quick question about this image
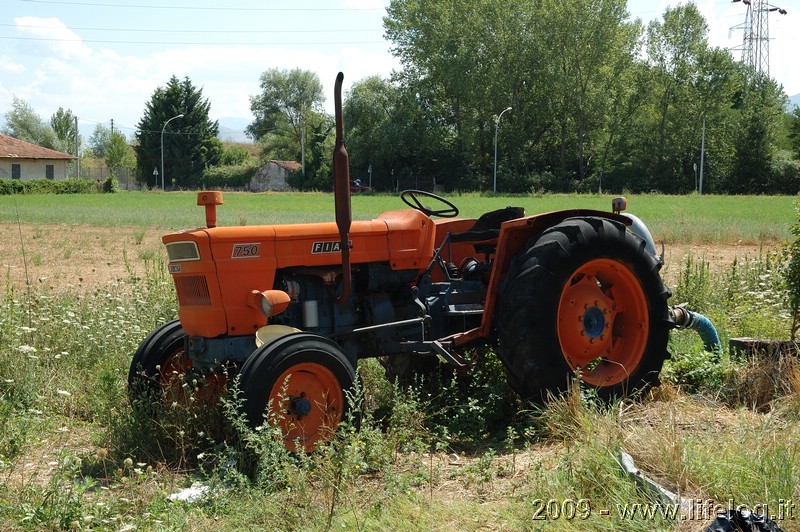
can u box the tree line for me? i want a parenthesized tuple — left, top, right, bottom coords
(247, 0, 800, 194)
(3, 0, 799, 194)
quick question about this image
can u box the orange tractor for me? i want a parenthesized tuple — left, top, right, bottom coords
(129, 74, 673, 451)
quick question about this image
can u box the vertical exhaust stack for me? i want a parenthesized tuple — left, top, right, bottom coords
(333, 72, 352, 304)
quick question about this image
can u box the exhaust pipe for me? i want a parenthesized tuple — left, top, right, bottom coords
(333, 72, 352, 304)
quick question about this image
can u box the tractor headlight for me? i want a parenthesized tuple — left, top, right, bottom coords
(250, 290, 291, 318)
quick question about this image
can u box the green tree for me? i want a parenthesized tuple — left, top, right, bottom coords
(286, 112, 335, 190)
(788, 106, 800, 160)
(343, 76, 398, 191)
(384, 0, 642, 190)
(539, 0, 639, 181)
(248, 68, 328, 185)
(105, 131, 134, 169)
(1, 97, 59, 150)
(730, 76, 788, 193)
(49, 107, 80, 154)
(637, 3, 725, 192)
(248, 68, 324, 140)
(88, 123, 112, 158)
(135, 75, 222, 188)
(385, 0, 516, 188)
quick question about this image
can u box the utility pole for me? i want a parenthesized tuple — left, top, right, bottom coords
(699, 118, 706, 195)
(74, 115, 80, 179)
(730, 0, 788, 77)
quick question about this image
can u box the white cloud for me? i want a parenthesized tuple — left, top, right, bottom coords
(0, 56, 26, 74)
(14, 17, 92, 61)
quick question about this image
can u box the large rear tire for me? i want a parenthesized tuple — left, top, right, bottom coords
(238, 333, 356, 453)
(496, 217, 671, 400)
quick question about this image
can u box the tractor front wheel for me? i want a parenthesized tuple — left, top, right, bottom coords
(127, 320, 228, 407)
(238, 333, 356, 453)
(497, 217, 671, 400)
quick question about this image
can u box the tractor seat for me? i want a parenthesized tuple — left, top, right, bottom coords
(448, 206, 525, 244)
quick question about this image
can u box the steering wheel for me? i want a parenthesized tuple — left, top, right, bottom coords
(400, 189, 460, 218)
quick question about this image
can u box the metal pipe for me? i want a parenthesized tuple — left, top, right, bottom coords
(671, 306, 722, 354)
(349, 317, 426, 335)
(333, 72, 352, 304)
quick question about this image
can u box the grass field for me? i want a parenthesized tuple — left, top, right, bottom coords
(0, 191, 795, 244)
(1, 191, 799, 531)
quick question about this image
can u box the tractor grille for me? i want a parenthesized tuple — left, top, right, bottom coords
(174, 275, 211, 306)
(166, 241, 200, 262)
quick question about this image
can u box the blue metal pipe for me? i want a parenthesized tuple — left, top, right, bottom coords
(671, 306, 722, 355)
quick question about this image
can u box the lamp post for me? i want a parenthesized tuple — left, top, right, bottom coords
(493, 106, 512, 193)
(161, 113, 184, 190)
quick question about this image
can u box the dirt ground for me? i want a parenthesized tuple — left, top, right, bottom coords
(0, 223, 166, 293)
(0, 222, 778, 293)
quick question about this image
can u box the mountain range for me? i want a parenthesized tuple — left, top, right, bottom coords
(216, 117, 251, 144)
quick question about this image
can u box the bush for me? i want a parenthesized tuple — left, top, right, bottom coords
(0, 178, 96, 195)
(102, 175, 119, 193)
(785, 201, 800, 340)
(198, 163, 258, 189)
(220, 145, 253, 166)
(769, 150, 800, 194)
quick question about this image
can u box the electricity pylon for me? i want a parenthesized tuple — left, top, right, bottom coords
(730, 0, 788, 77)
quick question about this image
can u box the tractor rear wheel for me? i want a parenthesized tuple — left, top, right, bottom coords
(238, 333, 356, 453)
(496, 217, 671, 400)
(128, 320, 228, 407)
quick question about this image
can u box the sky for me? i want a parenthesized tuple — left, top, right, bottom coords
(1, 0, 798, 140)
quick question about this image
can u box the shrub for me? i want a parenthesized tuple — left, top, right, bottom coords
(769, 150, 800, 195)
(785, 201, 800, 340)
(0, 178, 96, 195)
(220, 145, 253, 166)
(102, 175, 119, 193)
(198, 163, 258, 189)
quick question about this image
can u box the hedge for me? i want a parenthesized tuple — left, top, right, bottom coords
(197, 163, 258, 189)
(0, 178, 98, 195)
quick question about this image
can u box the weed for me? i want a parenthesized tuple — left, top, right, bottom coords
(137, 248, 159, 262)
(16, 451, 97, 529)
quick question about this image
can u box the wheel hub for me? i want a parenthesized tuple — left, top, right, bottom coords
(582, 306, 606, 338)
(289, 394, 312, 417)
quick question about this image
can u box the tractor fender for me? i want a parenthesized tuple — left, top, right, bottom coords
(451, 209, 633, 347)
(621, 213, 659, 259)
(255, 324, 302, 348)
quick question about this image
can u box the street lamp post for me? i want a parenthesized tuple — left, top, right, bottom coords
(493, 106, 512, 193)
(161, 113, 184, 190)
